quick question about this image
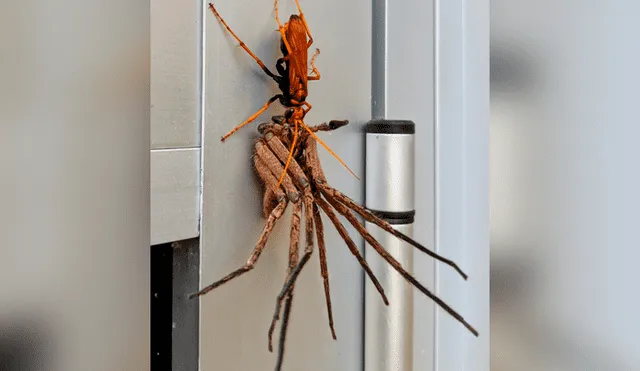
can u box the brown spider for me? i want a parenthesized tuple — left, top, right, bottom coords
(190, 111, 478, 371)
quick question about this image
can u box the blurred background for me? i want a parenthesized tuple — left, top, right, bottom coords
(0, 1, 150, 371)
(491, 0, 640, 370)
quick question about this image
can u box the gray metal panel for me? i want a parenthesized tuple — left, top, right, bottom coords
(150, 148, 200, 245)
(198, 0, 371, 369)
(151, 0, 201, 149)
(364, 223, 414, 371)
(378, 0, 437, 367)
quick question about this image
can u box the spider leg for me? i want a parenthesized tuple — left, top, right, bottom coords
(308, 120, 349, 133)
(315, 196, 389, 305)
(257, 120, 285, 137)
(298, 137, 386, 305)
(302, 134, 478, 334)
(264, 131, 307, 184)
(255, 137, 311, 364)
(263, 132, 337, 339)
(268, 189, 316, 352)
(263, 120, 360, 187)
(312, 201, 337, 339)
(188, 151, 287, 299)
(260, 132, 315, 348)
(326, 186, 467, 279)
(272, 192, 302, 370)
(321, 191, 479, 337)
(256, 139, 300, 203)
(303, 134, 468, 279)
(275, 292, 294, 371)
(208, 3, 280, 81)
(263, 187, 278, 217)
(263, 131, 343, 337)
(268, 247, 312, 350)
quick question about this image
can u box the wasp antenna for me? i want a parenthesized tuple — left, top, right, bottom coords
(300, 123, 359, 181)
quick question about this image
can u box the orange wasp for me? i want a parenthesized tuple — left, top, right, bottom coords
(209, 0, 358, 186)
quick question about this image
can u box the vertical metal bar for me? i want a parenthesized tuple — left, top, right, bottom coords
(364, 120, 416, 371)
(372, 0, 437, 366)
(371, 0, 387, 120)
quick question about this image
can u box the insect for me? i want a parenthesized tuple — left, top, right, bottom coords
(191, 1, 478, 370)
(207, 0, 357, 187)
